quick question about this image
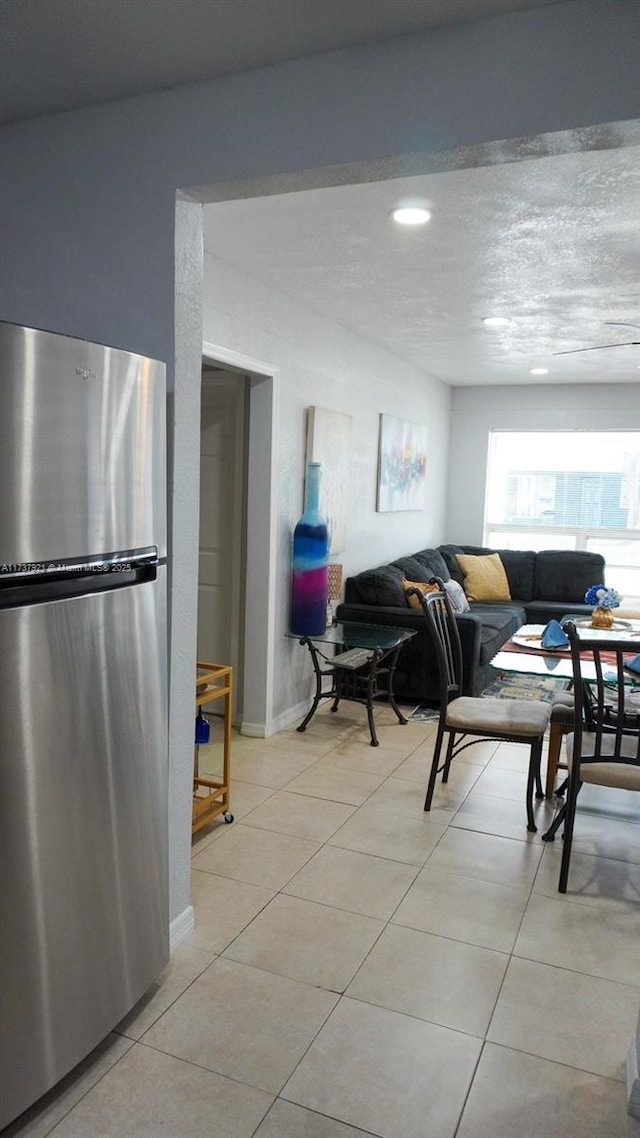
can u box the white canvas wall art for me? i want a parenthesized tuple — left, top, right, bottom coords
(377, 413, 427, 512)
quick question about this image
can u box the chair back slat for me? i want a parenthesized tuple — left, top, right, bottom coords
(565, 621, 640, 768)
(406, 580, 463, 705)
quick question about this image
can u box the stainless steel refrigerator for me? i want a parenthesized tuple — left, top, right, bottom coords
(0, 321, 169, 1129)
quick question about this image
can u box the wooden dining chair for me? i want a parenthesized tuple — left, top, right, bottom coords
(407, 582, 551, 832)
(542, 621, 640, 892)
(545, 689, 573, 798)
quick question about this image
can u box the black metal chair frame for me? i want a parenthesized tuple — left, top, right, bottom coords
(408, 581, 547, 832)
(541, 620, 640, 891)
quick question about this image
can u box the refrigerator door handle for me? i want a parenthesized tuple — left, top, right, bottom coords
(0, 548, 160, 609)
(0, 546, 159, 585)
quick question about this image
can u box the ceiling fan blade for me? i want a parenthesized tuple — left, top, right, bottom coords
(553, 341, 640, 356)
(604, 321, 640, 331)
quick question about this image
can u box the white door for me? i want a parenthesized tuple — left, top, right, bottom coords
(198, 366, 247, 716)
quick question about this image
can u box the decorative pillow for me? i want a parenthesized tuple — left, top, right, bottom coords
(455, 552, 511, 602)
(443, 578, 470, 613)
(402, 578, 440, 610)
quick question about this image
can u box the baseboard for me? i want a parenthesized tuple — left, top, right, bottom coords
(241, 699, 310, 739)
(239, 721, 267, 738)
(170, 905, 195, 953)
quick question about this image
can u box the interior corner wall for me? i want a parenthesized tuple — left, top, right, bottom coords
(446, 383, 640, 542)
(202, 253, 451, 725)
(0, 0, 638, 928)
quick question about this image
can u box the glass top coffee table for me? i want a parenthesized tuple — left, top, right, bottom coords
(287, 621, 416, 746)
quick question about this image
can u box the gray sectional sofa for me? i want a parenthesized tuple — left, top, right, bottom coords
(335, 544, 605, 705)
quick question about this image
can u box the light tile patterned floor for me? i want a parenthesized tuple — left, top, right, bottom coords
(6, 705, 640, 1137)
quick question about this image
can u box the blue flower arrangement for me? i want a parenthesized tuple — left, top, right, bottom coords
(584, 584, 621, 610)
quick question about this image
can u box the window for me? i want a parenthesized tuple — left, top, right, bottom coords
(485, 431, 640, 604)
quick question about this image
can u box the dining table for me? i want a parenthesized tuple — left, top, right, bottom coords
(490, 616, 640, 839)
(490, 616, 640, 688)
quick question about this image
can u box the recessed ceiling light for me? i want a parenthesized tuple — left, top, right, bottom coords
(530, 367, 549, 375)
(482, 316, 512, 328)
(391, 207, 431, 225)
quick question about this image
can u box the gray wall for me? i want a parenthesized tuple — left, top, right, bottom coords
(0, 0, 638, 927)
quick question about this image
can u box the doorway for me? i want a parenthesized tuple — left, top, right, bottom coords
(198, 362, 248, 720)
(198, 343, 278, 735)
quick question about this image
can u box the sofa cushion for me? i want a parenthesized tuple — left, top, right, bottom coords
(437, 544, 466, 585)
(347, 564, 405, 607)
(456, 552, 512, 602)
(391, 555, 434, 582)
(534, 550, 606, 603)
(495, 550, 536, 602)
(412, 548, 450, 582)
(469, 603, 526, 663)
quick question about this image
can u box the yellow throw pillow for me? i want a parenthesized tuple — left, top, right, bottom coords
(455, 553, 511, 602)
(402, 578, 440, 610)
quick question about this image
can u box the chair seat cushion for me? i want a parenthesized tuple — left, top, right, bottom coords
(445, 696, 550, 736)
(550, 692, 575, 725)
(551, 691, 575, 708)
(566, 732, 640, 789)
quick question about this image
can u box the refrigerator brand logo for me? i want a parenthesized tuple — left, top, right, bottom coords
(76, 367, 97, 381)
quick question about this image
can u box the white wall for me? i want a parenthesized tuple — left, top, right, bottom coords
(202, 253, 451, 724)
(0, 0, 638, 927)
(447, 383, 640, 542)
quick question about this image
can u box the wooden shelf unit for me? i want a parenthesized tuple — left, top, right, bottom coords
(192, 661, 233, 834)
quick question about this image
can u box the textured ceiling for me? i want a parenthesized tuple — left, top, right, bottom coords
(0, 0, 561, 126)
(203, 144, 640, 387)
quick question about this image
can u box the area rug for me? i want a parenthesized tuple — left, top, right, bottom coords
(480, 673, 570, 702)
(408, 673, 570, 721)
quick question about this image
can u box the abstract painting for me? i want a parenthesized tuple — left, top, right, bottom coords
(377, 413, 427, 512)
